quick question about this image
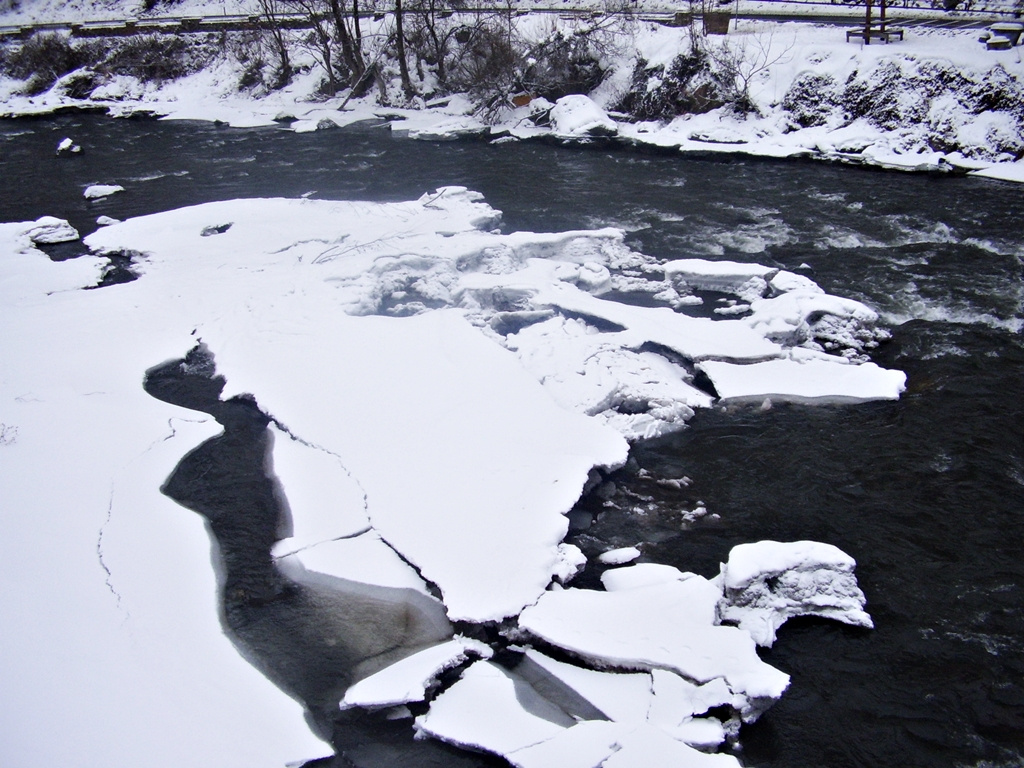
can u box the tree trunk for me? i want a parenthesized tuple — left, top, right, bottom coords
(395, 0, 414, 98)
(328, 0, 364, 83)
(352, 0, 362, 52)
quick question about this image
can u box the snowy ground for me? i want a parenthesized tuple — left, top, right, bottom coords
(3, 186, 892, 766)
(1, 2, 1023, 182)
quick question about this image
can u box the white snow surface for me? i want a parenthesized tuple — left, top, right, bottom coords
(0, 221, 330, 767)
(717, 540, 874, 647)
(415, 660, 572, 755)
(81, 188, 630, 623)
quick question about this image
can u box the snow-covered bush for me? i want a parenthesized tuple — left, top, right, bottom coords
(616, 49, 725, 120)
(521, 29, 606, 102)
(1, 33, 101, 94)
(781, 72, 840, 128)
(445, 18, 523, 112)
(842, 60, 925, 130)
(839, 58, 1024, 159)
(101, 35, 212, 83)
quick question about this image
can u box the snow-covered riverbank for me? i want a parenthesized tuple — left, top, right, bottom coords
(2, 1, 1024, 183)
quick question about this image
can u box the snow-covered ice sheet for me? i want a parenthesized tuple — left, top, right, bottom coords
(2, 184, 888, 766)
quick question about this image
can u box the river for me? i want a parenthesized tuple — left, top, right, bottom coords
(2, 113, 1023, 767)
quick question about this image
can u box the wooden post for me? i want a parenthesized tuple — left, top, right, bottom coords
(864, 0, 873, 44)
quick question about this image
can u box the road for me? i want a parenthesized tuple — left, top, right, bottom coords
(0, 3, 1014, 40)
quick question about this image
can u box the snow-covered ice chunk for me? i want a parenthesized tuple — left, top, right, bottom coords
(717, 540, 874, 647)
(24, 215, 79, 244)
(518, 578, 790, 720)
(84, 184, 125, 199)
(549, 95, 618, 138)
(699, 357, 906, 403)
(341, 636, 492, 709)
(665, 259, 774, 302)
(96, 215, 121, 227)
(598, 546, 641, 565)
(647, 669, 733, 748)
(601, 563, 694, 592)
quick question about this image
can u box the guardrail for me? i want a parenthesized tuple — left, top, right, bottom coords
(0, 3, 1017, 41)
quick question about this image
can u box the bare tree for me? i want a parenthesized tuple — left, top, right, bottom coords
(289, 0, 341, 92)
(706, 27, 794, 114)
(256, 0, 293, 87)
(394, 0, 414, 97)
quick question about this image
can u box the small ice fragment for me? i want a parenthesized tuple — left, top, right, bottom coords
(96, 216, 121, 227)
(56, 137, 81, 155)
(84, 184, 125, 199)
(598, 546, 641, 565)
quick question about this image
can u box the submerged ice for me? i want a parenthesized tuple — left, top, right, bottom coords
(1, 187, 890, 767)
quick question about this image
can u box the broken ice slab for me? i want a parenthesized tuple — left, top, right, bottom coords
(340, 636, 492, 710)
(518, 577, 790, 721)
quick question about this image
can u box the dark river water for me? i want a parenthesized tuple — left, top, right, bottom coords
(2, 114, 1023, 768)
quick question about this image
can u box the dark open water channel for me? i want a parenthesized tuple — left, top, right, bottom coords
(2, 114, 1023, 767)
